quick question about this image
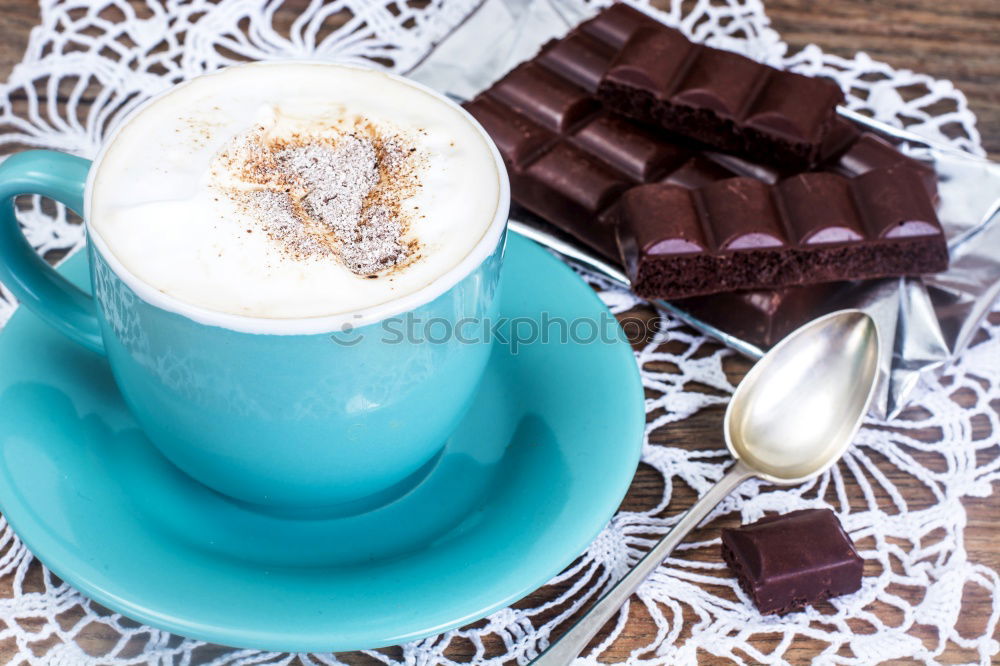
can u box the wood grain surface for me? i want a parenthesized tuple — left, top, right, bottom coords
(0, 1, 997, 664)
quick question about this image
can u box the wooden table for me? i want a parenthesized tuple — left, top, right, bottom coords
(0, 1, 996, 664)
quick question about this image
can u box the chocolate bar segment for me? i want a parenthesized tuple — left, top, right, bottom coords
(466, 2, 944, 317)
(615, 165, 947, 299)
(598, 20, 844, 167)
(721, 509, 864, 615)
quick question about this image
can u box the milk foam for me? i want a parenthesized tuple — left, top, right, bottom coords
(89, 63, 501, 319)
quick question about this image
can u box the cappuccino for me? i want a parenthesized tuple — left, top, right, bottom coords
(89, 63, 501, 319)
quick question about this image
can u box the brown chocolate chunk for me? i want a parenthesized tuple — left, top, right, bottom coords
(613, 166, 947, 300)
(721, 509, 864, 615)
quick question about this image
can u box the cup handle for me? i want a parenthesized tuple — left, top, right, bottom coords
(0, 150, 103, 354)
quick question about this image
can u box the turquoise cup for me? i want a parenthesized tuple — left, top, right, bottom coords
(0, 70, 510, 512)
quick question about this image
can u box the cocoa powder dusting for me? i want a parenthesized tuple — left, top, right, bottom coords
(211, 119, 422, 276)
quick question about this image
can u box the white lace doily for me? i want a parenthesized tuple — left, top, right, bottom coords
(0, 1, 997, 664)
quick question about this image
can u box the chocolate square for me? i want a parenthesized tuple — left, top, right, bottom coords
(721, 508, 864, 615)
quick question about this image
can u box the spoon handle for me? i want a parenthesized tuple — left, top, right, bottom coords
(531, 462, 755, 666)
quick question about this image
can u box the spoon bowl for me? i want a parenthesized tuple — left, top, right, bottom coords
(725, 310, 881, 483)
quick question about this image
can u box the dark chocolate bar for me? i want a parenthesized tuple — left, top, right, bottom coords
(721, 509, 864, 615)
(464, 4, 940, 266)
(614, 165, 947, 299)
(465, 4, 945, 325)
(597, 14, 844, 167)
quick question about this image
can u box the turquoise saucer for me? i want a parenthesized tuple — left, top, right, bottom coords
(0, 233, 643, 652)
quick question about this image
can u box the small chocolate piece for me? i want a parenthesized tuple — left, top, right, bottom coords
(597, 18, 843, 167)
(614, 166, 947, 299)
(721, 509, 864, 615)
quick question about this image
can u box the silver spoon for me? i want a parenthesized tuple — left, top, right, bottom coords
(532, 309, 881, 665)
